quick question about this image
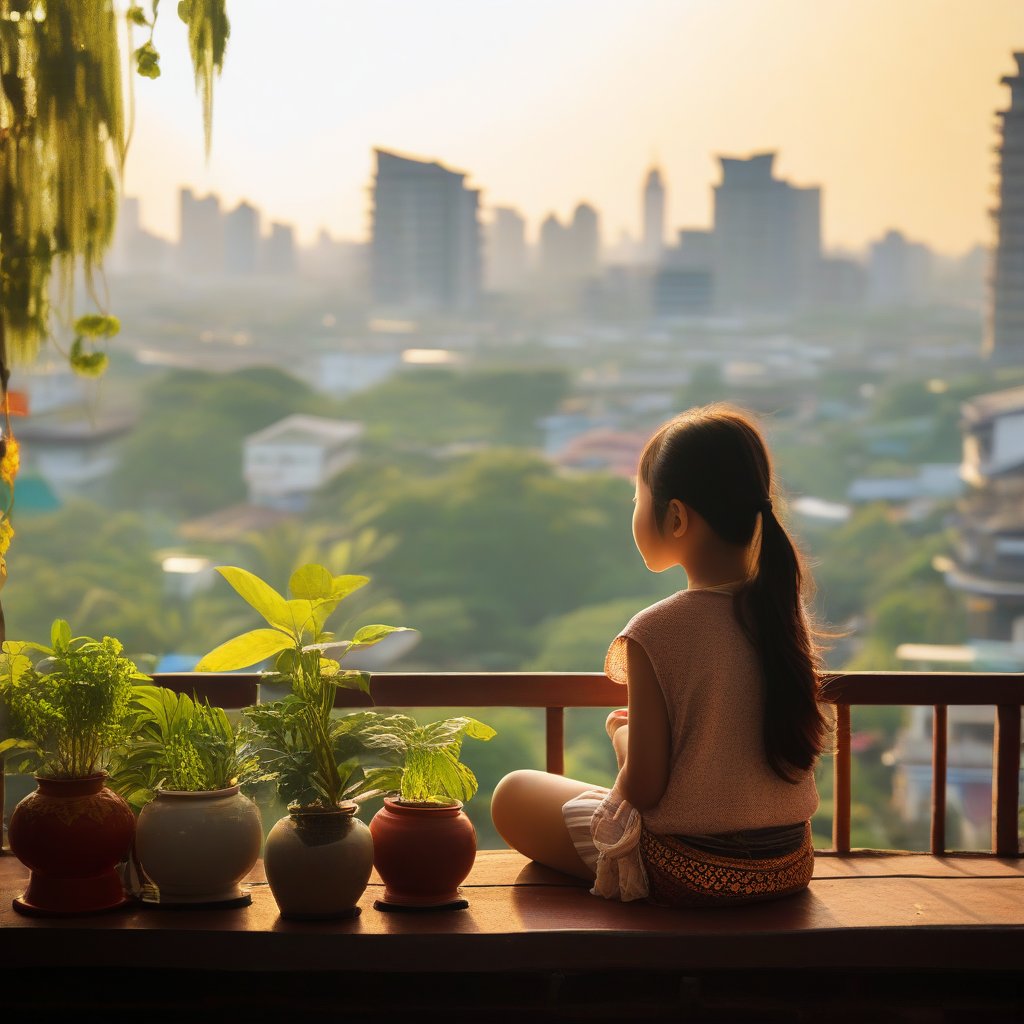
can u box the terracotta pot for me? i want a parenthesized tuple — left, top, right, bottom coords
(263, 802, 373, 919)
(135, 785, 262, 904)
(8, 774, 135, 915)
(369, 797, 477, 908)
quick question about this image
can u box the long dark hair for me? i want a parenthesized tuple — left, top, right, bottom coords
(637, 404, 828, 782)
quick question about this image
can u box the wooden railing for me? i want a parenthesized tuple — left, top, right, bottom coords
(3, 670, 1022, 857)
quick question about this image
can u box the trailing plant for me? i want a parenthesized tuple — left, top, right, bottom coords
(109, 684, 260, 808)
(196, 563, 411, 809)
(361, 714, 496, 806)
(0, 619, 149, 778)
(0, 0, 230, 619)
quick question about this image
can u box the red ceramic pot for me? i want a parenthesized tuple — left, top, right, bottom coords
(8, 774, 136, 915)
(369, 797, 477, 908)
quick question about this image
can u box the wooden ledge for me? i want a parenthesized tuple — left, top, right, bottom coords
(1, 850, 1021, 975)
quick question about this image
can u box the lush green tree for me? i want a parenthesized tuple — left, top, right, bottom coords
(109, 366, 334, 517)
(326, 450, 660, 667)
(344, 366, 569, 448)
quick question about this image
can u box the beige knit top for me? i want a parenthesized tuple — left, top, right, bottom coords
(604, 589, 819, 835)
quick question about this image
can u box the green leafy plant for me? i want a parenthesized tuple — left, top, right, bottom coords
(195, 563, 411, 809)
(109, 685, 260, 808)
(361, 714, 496, 806)
(0, 619, 149, 778)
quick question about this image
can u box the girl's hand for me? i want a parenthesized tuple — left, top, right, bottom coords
(605, 708, 628, 740)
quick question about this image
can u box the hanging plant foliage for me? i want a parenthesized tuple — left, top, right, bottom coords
(0, 0, 228, 615)
(0, 0, 229, 371)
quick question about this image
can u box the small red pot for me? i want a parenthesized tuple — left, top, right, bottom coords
(8, 774, 136, 915)
(369, 797, 477, 908)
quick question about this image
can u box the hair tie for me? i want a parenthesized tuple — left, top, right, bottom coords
(760, 497, 773, 513)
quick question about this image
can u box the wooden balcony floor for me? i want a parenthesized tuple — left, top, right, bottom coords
(2, 851, 1022, 1021)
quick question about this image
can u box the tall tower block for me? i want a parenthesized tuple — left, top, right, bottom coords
(988, 53, 1024, 362)
(642, 167, 666, 264)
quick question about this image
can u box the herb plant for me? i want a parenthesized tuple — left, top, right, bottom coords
(195, 563, 411, 809)
(110, 685, 261, 808)
(0, 619, 149, 779)
(361, 714, 496, 805)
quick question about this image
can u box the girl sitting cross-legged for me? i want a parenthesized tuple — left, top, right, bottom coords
(490, 404, 831, 908)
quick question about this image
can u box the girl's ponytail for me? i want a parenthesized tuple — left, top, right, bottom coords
(739, 503, 828, 782)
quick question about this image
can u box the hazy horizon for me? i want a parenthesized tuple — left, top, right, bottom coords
(122, 0, 1022, 255)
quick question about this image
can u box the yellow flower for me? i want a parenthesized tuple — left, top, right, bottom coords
(0, 437, 19, 486)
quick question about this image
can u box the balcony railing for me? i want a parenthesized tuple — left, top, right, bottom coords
(2, 670, 1021, 857)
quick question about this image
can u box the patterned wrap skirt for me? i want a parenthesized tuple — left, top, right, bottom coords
(639, 821, 814, 908)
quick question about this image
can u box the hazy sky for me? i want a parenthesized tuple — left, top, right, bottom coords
(123, 0, 1023, 255)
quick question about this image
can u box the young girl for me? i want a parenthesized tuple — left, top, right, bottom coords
(490, 404, 830, 907)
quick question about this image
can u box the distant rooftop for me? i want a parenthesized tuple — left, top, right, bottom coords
(245, 415, 363, 447)
(961, 385, 1024, 426)
(718, 152, 777, 184)
(375, 148, 468, 182)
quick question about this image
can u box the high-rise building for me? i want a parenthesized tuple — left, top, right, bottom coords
(224, 201, 260, 275)
(642, 167, 666, 264)
(264, 222, 296, 276)
(987, 52, 1024, 362)
(370, 149, 481, 313)
(568, 202, 600, 278)
(867, 230, 933, 307)
(539, 213, 569, 283)
(179, 188, 224, 276)
(711, 153, 821, 313)
(485, 207, 528, 292)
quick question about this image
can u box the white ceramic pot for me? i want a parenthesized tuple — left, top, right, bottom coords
(135, 785, 263, 904)
(263, 803, 374, 919)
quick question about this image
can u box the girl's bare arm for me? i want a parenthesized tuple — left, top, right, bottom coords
(616, 637, 670, 810)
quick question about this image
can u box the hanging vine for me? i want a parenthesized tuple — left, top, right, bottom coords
(0, 0, 230, 632)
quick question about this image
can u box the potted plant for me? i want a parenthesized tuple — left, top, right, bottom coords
(110, 685, 264, 907)
(362, 713, 496, 910)
(195, 562, 410, 919)
(0, 619, 147, 915)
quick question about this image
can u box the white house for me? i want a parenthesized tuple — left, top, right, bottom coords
(243, 415, 363, 510)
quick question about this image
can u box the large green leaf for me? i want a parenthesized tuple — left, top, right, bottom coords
(288, 564, 334, 601)
(195, 628, 294, 672)
(215, 567, 293, 634)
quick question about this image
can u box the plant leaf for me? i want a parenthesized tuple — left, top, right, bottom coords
(73, 314, 120, 339)
(50, 619, 71, 649)
(288, 564, 334, 601)
(215, 566, 294, 634)
(350, 624, 407, 648)
(284, 599, 317, 638)
(195, 628, 294, 672)
(462, 718, 497, 742)
(331, 574, 369, 600)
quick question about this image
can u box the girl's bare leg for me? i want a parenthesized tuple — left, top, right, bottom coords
(490, 769, 601, 880)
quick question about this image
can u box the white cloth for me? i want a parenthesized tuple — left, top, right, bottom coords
(590, 786, 649, 902)
(562, 786, 649, 902)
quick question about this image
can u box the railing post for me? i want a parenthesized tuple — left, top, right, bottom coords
(545, 707, 565, 776)
(992, 704, 1021, 857)
(931, 705, 947, 856)
(0, 768, 5, 853)
(833, 703, 851, 854)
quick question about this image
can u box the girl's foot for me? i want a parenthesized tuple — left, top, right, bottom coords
(605, 708, 628, 739)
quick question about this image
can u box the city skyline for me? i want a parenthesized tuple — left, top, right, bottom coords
(120, 0, 1022, 256)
